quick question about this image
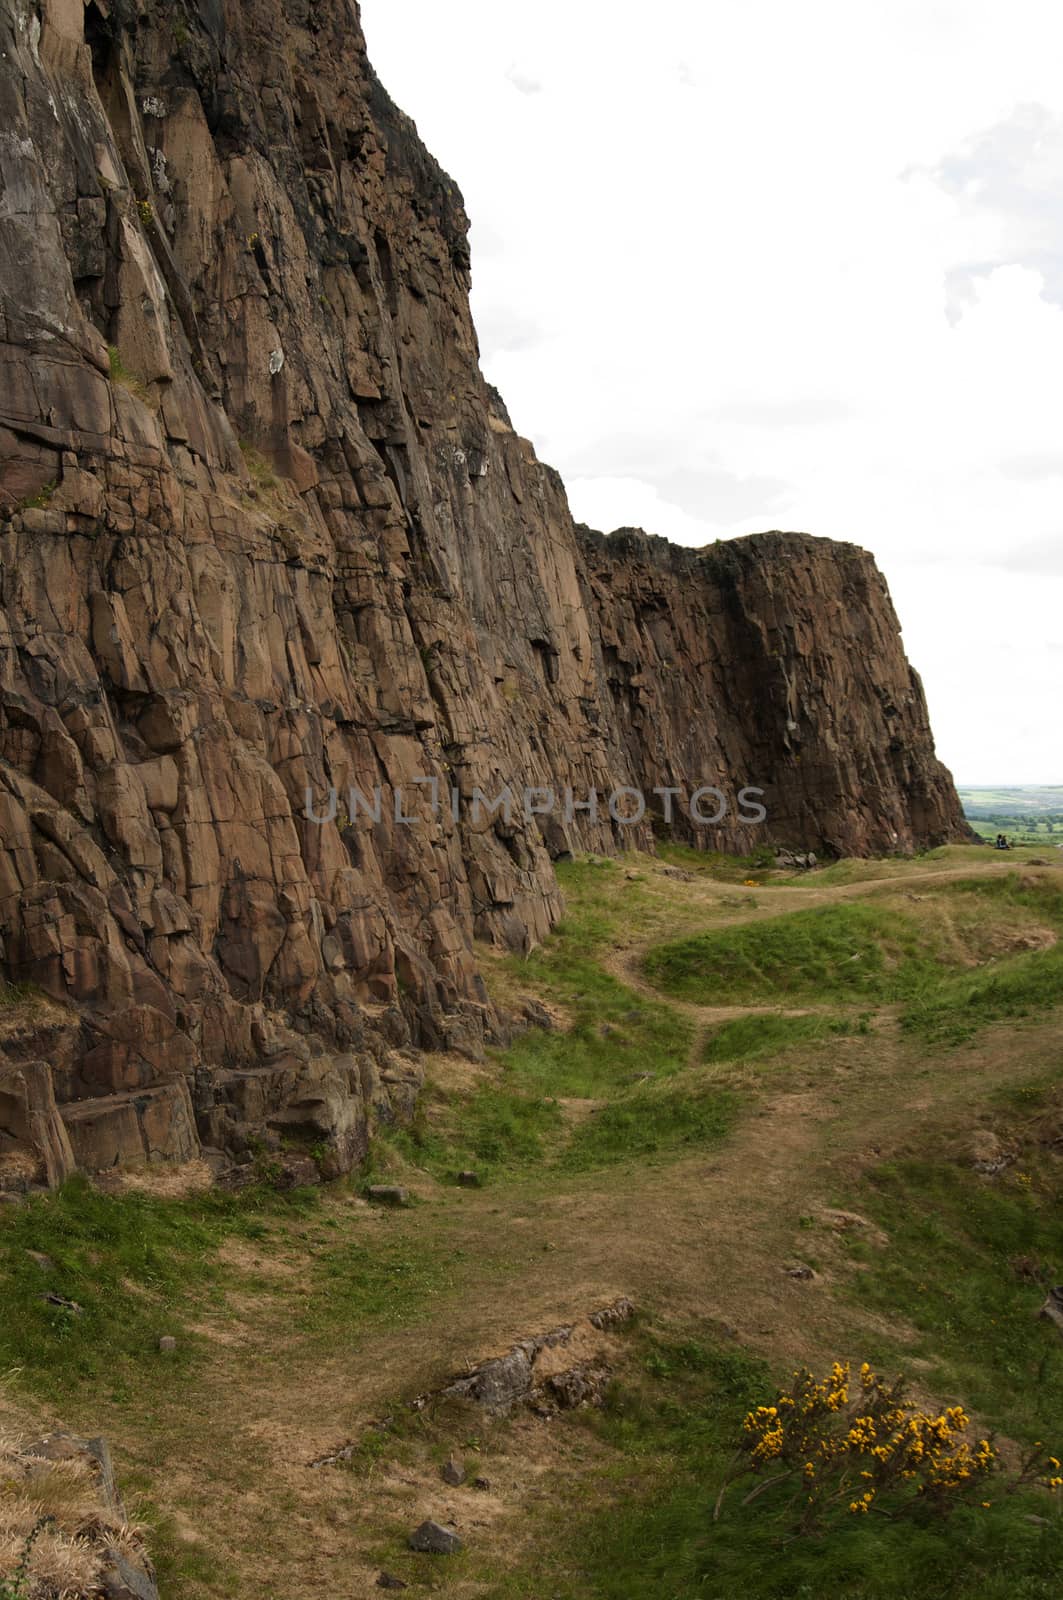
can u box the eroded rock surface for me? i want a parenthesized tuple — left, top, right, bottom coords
(0, 0, 969, 1181)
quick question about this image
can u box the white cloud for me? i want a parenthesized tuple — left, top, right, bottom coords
(359, 0, 1063, 783)
(505, 64, 543, 95)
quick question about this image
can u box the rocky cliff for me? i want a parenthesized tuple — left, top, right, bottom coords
(0, 0, 969, 1187)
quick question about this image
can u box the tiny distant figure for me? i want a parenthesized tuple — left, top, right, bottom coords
(994, 833, 1011, 851)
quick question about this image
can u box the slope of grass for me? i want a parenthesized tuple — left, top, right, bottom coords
(501, 957, 692, 1097)
(702, 1010, 869, 1064)
(489, 1332, 1063, 1600)
(645, 876, 1063, 1019)
(842, 1154, 1063, 1440)
(655, 841, 777, 881)
(900, 875, 1063, 1044)
(0, 1177, 449, 1404)
(902, 946, 1063, 1045)
(645, 900, 941, 1005)
(561, 1082, 741, 1169)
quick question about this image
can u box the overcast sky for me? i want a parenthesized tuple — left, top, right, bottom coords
(360, 0, 1062, 785)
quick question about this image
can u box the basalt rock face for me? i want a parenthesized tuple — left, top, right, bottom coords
(577, 527, 966, 857)
(0, 0, 968, 1184)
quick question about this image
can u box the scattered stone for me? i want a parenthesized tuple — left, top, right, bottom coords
(441, 1455, 466, 1486)
(40, 1292, 83, 1316)
(774, 849, 818, 871)
(1038, 1286, 1063, 1340)
(472, 1476, 491, 1491)
(970, 1130, 1016, 1176)
(782, 1263, 817, 1281)
(543, 1364, 610, 1409)
(376, 1574, 408, 1591)
(367, 1185, 410, 1207)
(457, 1171, 481, 1188)
(26, 1249, 55, 1270)
(100, 1547, 160, 1600)
(817, 1208, 882, 1238)
(275, 1155, 321, 1190)
(589, 1296, 635, 1331)
(519, 999, 555, 1031)
(408, 1520, 462, 1555)
(158, 1335, 178, 1353)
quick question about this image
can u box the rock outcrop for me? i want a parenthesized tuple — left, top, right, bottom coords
(0, 0, 970, 1183)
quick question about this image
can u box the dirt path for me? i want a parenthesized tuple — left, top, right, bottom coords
(25, 853, 1063, 1598)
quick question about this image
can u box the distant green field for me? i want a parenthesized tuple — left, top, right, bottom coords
(958, 786, 1063, 813)
(959, 784, 1063, 845)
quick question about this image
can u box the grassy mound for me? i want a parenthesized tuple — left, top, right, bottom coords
(702, 1011, 868, 1063)
(645, 877, 1063, 1017)
(645, 900, 941, 1005)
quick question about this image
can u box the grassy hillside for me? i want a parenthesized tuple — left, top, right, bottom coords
(3, 848, 1063, 1599)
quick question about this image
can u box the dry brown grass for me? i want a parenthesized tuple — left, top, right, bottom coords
(0, 1429, 146, 1600)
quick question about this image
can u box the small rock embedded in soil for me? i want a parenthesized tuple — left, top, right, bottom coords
(408, 1520, 462, 1555)
(26, 1250, 55, 1271)
(457, 1170, 481, 1187)
(472, 1476, 491, 1491)
(783, 1263, 817, 1281)
(40, 1292, 82, 1316)
(367, 1185, 409, 1207)
(441, 1455, 466, 1485)
(158, 1335, 178, 1353)
(376, 1575, 408, 1591)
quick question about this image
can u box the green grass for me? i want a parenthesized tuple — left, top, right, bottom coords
(900, 875, 1063, 1044)
(560, 1083, 741, 1169)
(0, 1176, 450, 1403)
(645, 900, 943, 1006)
(0, 1178, 280, 1399)
(490, 1331, 1063, 1600)
(238, 438, 279, 491)
(376, 1085, 564, 1180)
(646, 877, 1063, 1029)
(842, 1154, 1063, 1441)
(106, 344, 151, 403)
(655, 841, 778, 881)
(902, 946, 1063, 1045)
(499, 860, 691, 1095)
(702, 1011, 869, 1064)
(0, 981, 37, 1008)
(380, 1073, 739, 1180)
(502, 954, 692, 1098)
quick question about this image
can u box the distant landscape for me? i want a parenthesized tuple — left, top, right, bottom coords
(959, 785, 1063, 844)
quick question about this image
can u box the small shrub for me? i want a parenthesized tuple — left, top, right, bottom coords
(17, 483, 55, 512)
(238, 439, 278, 491)
(106, 346, 151, 403)
(715, 1360, 1059, 1534)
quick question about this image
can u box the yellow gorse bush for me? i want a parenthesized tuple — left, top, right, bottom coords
(715, 1360, 1061, 1533)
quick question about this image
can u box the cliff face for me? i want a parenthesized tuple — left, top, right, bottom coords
(0, 0, 969, 1185)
